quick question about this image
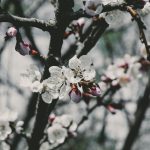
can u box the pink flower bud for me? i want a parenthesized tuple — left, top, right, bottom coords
(69, 86, 82, 103)
(15, 41, 32, 56)
(6, 27, 17, 37)
(90, 86, 101, 96)
(48, 114, 56, 123)
(77, 18, 85, 27)
(107, 105, 116, 114)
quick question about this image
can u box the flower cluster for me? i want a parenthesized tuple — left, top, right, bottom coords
(21, 55, 101, 103)
(101, 54, 143, 89)
(0, 108, 17, 141)
(47, 114, 77, 144)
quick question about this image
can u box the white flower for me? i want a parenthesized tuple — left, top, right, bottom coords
(47, 124, 67, 144)
(64, 55, 96, 83)
(53, 115, 77, 133)
(0, 109, 17, 122)
(42, 66, 71, 103)
(41, 90, 59, 104)
(20, 65, 42, 92)
(0, 122, 12, 141)
(53, 115, 73, 128)
(30, 81, 43, 93)
(104, 65, 124, 80)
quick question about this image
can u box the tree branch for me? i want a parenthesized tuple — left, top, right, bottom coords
(122, 72, 150, 150)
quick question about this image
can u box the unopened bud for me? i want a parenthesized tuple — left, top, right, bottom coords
(107, 105, 116, 114)
(5, 27, 17, 40)
(48, 114, 56, 123)
(69, 86, 82, 103)
(90, 85, 101, 96)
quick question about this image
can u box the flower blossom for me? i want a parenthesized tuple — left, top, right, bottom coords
(41, 66, 70, 103)
(101, 54, 142, 87)
(63, 55, 96, 83)
(20, 65, 43, 92)
(47, 124, 67, 144)
(20, 55, 101, 103)
(0, 108, 18, 141)
(47, 114, 77, 144)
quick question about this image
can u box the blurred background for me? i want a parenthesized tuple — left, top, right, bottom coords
(0, 0, 150, 150)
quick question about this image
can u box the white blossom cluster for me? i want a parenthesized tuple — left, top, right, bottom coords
(21, 55, 101, 104)
(0, 108, 17, 141)
(40, 114, 77, 150)
(100, 54, 143, 89)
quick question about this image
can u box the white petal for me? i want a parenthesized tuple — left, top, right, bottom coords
(79, 55, 93, 70)
(83, 69, 96, 81)
(49, 66, 62, 78)
(47, 124, 67, 144)
(41, 92, 53, 104)
(69, 55, 81, 70)
(31, 81, 43, 93)
(63, 67, 81, 83)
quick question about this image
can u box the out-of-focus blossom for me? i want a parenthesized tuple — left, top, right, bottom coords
(53, 115, 76, 129)
(20, 65, 42, 92)
(101, 54, 143, 88)
(50, 114, 77, 139)
(47, 124, 67, 144)
(0, 108, 18, 140)
(0, 122, 12, 141)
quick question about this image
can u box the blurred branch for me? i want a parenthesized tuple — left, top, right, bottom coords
(122, 72, 150, 150)
(0, 77, 24, 96)
(0, 9, 55, 31)
(77, 17, 109, 57)
(126, 6, 150, 60)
